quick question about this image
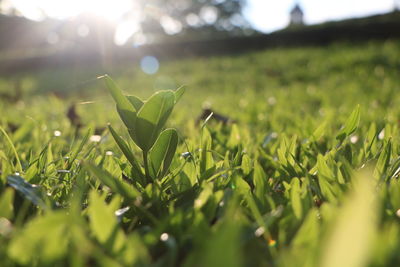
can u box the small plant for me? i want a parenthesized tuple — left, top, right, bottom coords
(101, 75, 184, 186)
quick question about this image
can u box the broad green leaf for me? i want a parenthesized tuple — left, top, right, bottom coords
(102, 75, 138, 129)
(88, 191, 126, 254)
(174, 85, 185, 103)
(134, 91, 175, 151)
(84, 163, 139, 200)
(7, 175, 48, 209)
(117, 95, 144, 135)
(0, 188, 14, 219)
(126, 95, 144, 111)
(320, 171, 378, 267)
(148, 128, 178, 178)
(8, 211, 69, 265)
(102, 75, 134, 111)
(336, 104, 360, 142)
(108, 124, 144, 180)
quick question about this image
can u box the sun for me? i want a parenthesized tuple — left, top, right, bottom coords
(10, 0, 134, 21)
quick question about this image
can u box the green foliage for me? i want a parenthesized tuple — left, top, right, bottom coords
(320, 171, 378, 267)
(8, 211, 70, 265)
(1, 41, 400, 266)
(148, 128, 178, 179)
(336, 104, 360, 143)
(102, 75, 183, 185)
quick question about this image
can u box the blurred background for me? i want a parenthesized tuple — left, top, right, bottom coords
(0, 0, 399, 116)
(2, 3, 400, 267)
(0, 0, 399, 72)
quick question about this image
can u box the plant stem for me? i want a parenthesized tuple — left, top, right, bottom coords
(142, 151, 150, 183)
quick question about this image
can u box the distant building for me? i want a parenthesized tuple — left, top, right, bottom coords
(395, 0, 400, 11)
(289, 4, 304, 26)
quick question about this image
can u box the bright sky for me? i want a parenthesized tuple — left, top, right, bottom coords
(1, 0, 397, 34)
(245, 0, 396, 32)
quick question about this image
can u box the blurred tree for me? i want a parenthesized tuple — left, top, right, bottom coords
(127, 0, 254, 43)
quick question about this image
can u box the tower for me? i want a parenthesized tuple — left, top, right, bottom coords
(289, 4, 304, 26)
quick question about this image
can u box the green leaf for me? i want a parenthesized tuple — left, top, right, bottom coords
(311, 120, 327, 141)
(148, 128, 178, 179)
(240, 154, 251, 176)
(320, 170, 378, 267)
(88, 191, 126, 254)
(290, 178, 303, 219)
(0, 188, 14, 219)
(364, 123, 377, 157)
(317, 154, 335, 182)
(84, 163, 139, 200)
(101, 75, 138, 129)
(174, 85, 185, 103)
(67, 128, 90, 169)
(108, 124, 144, 180)
(194, 183, 213, 210)
(374, 139, 392, 180)
(200, 128, 215, 178)
(231, 174, 251, 196)
(0, 125, 22, 173)
(292, 208, 320, 247)
(7, 175, 48, 209)
(183, 197, 242, 267)
(336, 105, 360, 142)
(227, 124, 240, 148)
(8, 211, 69, 265)
(12, 121, 34, 143)
(134, 91, 175, 151)
(286, 209, 321, 266)
(253, 162, 268, 207)
(126, 95, 144, 111)
(318, 176, 338, 203)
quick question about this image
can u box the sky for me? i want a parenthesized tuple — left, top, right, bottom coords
(245, 0, 397, 32)
(1, 0, 397, 33)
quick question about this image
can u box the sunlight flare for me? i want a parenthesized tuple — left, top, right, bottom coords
(11, 0, 134, 21)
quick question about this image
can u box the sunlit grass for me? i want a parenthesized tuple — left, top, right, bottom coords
(1, 40, 400, 266)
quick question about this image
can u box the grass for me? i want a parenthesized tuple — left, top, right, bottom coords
(1, 39, 400, 266)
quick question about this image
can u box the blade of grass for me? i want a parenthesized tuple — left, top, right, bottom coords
(0, 125, 22, 173)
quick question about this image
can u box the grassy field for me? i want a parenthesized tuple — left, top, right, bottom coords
(1, 39, 400, 266)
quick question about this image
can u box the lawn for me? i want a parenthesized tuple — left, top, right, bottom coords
(1, 39, 400, 266)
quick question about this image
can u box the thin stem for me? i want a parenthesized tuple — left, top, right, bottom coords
(142, 150, 150, 184)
